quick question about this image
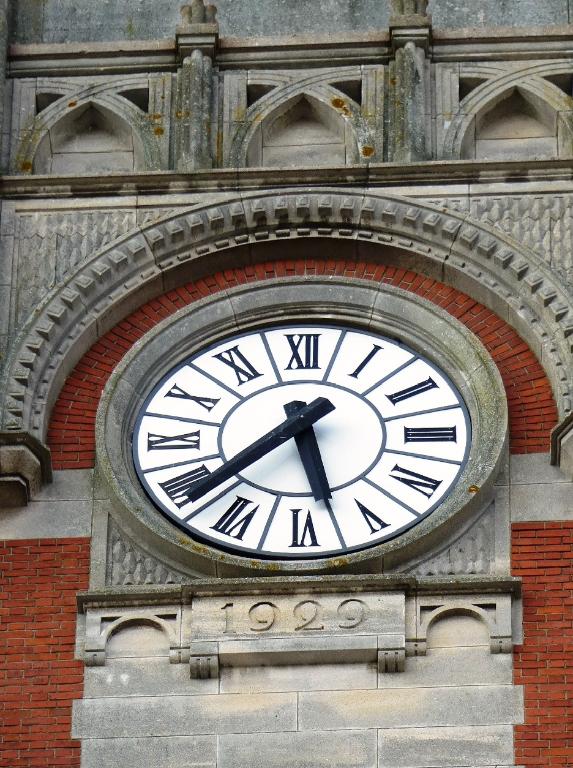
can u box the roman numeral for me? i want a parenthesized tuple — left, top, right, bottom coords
(290, 509, 319, 548)
(389, 464, 442, 499)
(386, 377, 437, 405)
(404, 426, 457, 443)
(211, 496, 258, 540)
(355, 499, 390, 535)
(213, 346, 263, 386)
(165, 384, 220, 412)
(147, 430, 201, 451)
(349, 344, 383, 378)
(285, 333, 321, 370)
(159, 464, 211, 508)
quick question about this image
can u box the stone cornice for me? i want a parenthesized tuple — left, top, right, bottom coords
(76, 574, 522, 611)
(8, 24, 573, 77)
(4, 159, 573, 199)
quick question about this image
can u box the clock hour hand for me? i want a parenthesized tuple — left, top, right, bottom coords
(186, 396, 335, 502)
(284, 400, 332, 504)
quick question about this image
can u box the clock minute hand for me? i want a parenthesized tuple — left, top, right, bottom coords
(186, 396, 336, 503)
(284, 400, 332, 504)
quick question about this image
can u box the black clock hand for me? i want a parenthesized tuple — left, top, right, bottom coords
(186, 396, 336, 502)
(284, 400, 332, 504)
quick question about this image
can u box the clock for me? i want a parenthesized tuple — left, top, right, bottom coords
(132, 323, 471, 560)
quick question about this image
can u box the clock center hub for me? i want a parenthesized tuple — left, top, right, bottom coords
(219, 382, 385, 496)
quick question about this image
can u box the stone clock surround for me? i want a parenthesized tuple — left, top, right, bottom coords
(95, 277, 507, 576)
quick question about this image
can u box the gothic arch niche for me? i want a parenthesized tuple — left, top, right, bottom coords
(464, 87, 557, 161)
(34, 102, 144, 174)
(246, 94, 352, 168)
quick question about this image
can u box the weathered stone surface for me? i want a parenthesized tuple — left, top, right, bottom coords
(84, 657, 219, 698)
(377, 646, 512, 689)
(298, 685, 523, 730)
(0, 498, 93, 538)
(377, 724, 515, 767)
(72, 692, 297, 738)
(81, 736, 217, 768)
(13, 207, 136, 324)
(218, 729, 377, 768)
(220, 662, 377, 694)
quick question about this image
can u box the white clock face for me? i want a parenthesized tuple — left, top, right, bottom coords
(132, 324, 471, 560)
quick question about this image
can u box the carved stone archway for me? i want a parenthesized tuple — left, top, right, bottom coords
(2, 189, 572, 448)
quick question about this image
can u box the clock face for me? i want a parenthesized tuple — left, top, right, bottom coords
(132, 324, 471, 560)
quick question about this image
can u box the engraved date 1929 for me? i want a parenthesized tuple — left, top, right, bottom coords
(220, 598, 368, 634)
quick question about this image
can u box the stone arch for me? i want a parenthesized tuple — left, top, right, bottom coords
(14, 83, 164, 174)
(425, 607, 491, 648)
(103, 615, 174, 651)
(229, 82, 364, 167)
(2, 189, 572, 445)
(442, 72, 573, 160)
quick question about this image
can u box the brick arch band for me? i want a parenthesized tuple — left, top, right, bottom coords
(48, 260, 558, 470)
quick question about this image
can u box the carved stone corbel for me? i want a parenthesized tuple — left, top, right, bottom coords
(189, 642, 220, 679)
(0, 431, 52, 506)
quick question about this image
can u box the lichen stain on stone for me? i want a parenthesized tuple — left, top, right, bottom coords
(125, 17, 136, 39)
(175, 110, 191, 120)
(68, 100, 77, 108)
(331, 97, 351, 117)
(154, 127, 165, 136)
(361, 146, 375, 157)
(468, 484, 480, 494)
(20, 161, 33, 173)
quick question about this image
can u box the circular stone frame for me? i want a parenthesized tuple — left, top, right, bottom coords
(96, 277, 508, 575)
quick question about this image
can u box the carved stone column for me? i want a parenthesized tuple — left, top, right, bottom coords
(388, 0, 431, 163)
(174, 1, 218, 171)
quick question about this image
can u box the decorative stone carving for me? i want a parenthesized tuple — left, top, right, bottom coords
(180, 0, 217, 25)
(106, 520, 188, 586)
(13, 80, 166, 175)
(0, 431, 52, 506)
(83, 604, 188, 666)
(402, 504, 495, 576)
(77, 577, 520, 675)
(405, 592, 514, 657)
(225, 69, 376, 167)
(14, 209, 136, 323)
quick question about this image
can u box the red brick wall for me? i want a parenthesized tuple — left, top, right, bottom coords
(47, 260, 558, 469)
(0, 539, 90, 768)
(512, 523, 573, 767)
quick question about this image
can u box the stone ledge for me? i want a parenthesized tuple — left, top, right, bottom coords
(0, 431, 52, 506)
(77, 574, 522, 611)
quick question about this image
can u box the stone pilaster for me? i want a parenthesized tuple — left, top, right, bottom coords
(0, 0, 9, 170)
(388, 0, 430, 163)
(174, 1, 217, 171)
